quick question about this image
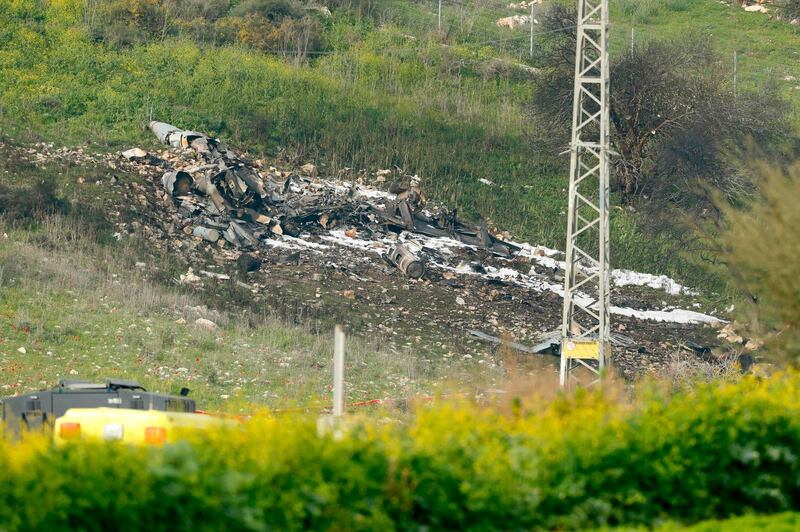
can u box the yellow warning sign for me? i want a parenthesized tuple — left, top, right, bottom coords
(562, 339, 610, 360)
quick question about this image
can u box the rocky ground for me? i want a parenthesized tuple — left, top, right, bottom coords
(2, 134, 748, 382)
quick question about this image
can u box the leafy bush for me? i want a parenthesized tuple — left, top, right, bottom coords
(231, 0, 302, 22)
(2, 373, 800, 530)
(723, 163, 800, 365)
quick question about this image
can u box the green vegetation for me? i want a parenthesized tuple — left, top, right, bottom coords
(2, 372, 800, 530)
(674, 512, 800, 531)
(0, 149, 500, 409)
(0, 214, 440, 409)
(607, 511, 800, 531)
(1, 0, 797, 294)
(723, 162, 800, 365)
(2, 4, 800, 526)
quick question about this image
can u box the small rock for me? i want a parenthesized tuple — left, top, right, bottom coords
(744, 338, 763, 352)
(121, 147, 148, 160)
(342, 290, 356, 299)
(743, 4, 768, 13)
(301, 163, 317, 178)
(17, 347, 26, 354)
(456, 296, 466, 306)
(345, 228, 357, 238)
(179, 268, 202, 285)
(194, 318, 217, 331)
(717, 323, 744, 344)
(175, 318, 187, 325)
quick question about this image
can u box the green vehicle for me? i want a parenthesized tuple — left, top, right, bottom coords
(1, 378, 195, 438)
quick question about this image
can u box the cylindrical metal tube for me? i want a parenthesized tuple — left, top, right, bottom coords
(162, 171, 193, 196)
(387, 244, 425, 279)
(192, 226, 220, 243)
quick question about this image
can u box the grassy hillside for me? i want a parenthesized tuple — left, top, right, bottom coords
(1, 0, 797, 292)
(0, 0, 800, 296)
(612, 0, 800, 122)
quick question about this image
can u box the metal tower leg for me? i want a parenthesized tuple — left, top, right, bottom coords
(560, 0, 611, 387)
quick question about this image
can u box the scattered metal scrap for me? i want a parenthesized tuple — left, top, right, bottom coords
(147, 120, 520, 261)
(469, 330, 553, 356)
(0, 136, 731, 382)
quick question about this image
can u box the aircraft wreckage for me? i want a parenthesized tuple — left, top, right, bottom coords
(146, 121, 519, 270)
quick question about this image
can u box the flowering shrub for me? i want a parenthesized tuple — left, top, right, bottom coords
(2, 373, 800, 530)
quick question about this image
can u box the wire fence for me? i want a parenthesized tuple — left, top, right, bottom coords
(256, 1, 799, 88)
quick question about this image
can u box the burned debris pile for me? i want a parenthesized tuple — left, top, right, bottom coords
(0, 128, 735, 379)
(146, 121, 519, 269)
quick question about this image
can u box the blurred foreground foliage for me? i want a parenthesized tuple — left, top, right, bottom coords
(2, 372, 800, 530)
(723, 163, 800, 365)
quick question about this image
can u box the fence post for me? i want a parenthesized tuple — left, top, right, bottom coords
(530, 2, 536, 60)
(333, 325, 345, 417)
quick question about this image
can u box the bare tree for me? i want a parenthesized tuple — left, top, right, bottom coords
(531, 4, 788, 209)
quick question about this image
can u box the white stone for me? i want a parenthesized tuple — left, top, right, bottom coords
(194, 318, 218, 331)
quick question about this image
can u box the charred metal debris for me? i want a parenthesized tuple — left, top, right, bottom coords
(146, 121, 519, 272)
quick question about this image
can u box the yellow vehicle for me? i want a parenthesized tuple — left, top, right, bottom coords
(53, 407, 233, 445)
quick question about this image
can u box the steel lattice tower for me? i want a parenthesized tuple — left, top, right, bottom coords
(560, 0, 611, 387)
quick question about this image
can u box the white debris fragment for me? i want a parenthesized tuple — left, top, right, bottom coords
(611, 269, 698, 296)
(322, 230, 388, 253)
(610, 306, 721, 325)
(478, 178, 495, 186)
(263, 236, 328, 252)
(355, 187, 395, 200)
(17, 347, 26, 354)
